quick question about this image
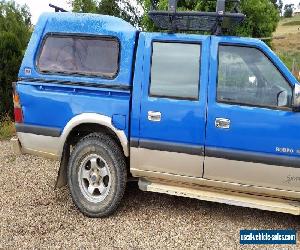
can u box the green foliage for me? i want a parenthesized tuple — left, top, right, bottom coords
(71, 0, 141, 27)
(72, 0, 97, 13)
(0, 32, 22, 118)
(141, 0, 280, 38)
(283, 4, 294, 18)
(277, 0, 283, 15)
(234, 0, 279, 38)
(283, 8, 293, 18)
(277, 51, 300, 72)
(0, 114, 15, 140)
(0, 1, 31, 119)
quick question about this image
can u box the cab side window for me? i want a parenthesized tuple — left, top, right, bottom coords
(217, 45, 292, 108)
(150, 42, 201, 100)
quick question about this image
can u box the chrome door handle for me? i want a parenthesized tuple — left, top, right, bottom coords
(148, 111, 161, 122)
(215, 118, 230, 129)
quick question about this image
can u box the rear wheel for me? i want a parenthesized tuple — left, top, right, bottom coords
(67, 132, 127, 217)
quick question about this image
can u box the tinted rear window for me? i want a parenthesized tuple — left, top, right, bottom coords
(150, 42, 201, 100)
(37, 35, 119, 78)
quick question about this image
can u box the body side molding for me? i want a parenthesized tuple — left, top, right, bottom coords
(19, 78, 131, 91)
(206, 146, 300, 168)
(130, 138, 204, 156)
(15, 123, 61, 137)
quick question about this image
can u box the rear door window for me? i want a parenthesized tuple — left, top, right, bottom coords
(150, 42, 201, 100)
(38, 35, 120, 78)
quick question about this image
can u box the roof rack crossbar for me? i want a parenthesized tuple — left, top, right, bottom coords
(149, 0, 245, 35)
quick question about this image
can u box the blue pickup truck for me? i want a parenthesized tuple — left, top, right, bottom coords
(11, 4, 300, 217)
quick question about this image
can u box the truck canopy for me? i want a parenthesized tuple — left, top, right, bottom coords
(19, 12, 138, 89)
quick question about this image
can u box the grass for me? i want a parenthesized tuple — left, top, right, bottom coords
(0, 115, 15, 140)
(282, 20, 300, 26)
(274, 15, 300, 36)
(272, 15, 300, 80)
(277, 50, 300, 70)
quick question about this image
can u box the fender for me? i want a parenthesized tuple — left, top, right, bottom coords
(55, 113, 129, 188)
(58, 113, 129, 157)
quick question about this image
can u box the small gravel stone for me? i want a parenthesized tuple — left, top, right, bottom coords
(0, 140, 299, 249)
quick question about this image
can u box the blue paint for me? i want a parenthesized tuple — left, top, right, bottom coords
(131, 32, 210, 149)
(112, 114, 126, 130)
(17, 13, 136, 137)
(17, 82, 131, 136)
(19, 12, 137, 87)
(206, 36, 300, 159)
(17, 12, 300, 190)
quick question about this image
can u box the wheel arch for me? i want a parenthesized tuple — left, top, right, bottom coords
(58, 113, 129, 157)
(55, 113, 129, 188)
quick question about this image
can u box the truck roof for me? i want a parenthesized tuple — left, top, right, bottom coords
(19, 12, 266, 88)
(38, 12, 137, 34)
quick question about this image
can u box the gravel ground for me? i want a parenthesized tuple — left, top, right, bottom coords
(0, 140, 299, 249)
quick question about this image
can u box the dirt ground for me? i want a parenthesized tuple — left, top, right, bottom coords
(0, 140, 299, 249)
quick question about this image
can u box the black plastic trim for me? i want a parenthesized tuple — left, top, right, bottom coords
(15, 123, 61, 137)
(131, 138, 204, 156)
(130, 138, 139, 148)
(206, 147, 300, 168)
(19, 77, 131, 91)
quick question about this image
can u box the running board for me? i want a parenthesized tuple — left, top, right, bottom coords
(138, 179, 300, 215)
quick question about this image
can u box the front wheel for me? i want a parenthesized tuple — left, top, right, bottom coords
(67, 132, 127, 217)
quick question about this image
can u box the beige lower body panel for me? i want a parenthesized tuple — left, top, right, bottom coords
(131, 168, 300, 199)
(17, 132, 60, 160)
(205, 157, 300, 192)
(139, 179, 300, 215)
(130, 147, 203, 177)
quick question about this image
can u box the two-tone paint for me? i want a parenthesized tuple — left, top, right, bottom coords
(15, 12, 300, 210)
(129, 33, 300, 197)
(16, 13, 137, 158)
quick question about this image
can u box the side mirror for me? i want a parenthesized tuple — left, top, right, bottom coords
(292, 84, 300, 111)
(277, 90, 288, 107)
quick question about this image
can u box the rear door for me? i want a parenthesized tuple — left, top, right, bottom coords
(204, 36, 300, 191)
(131, 33, 210, 177)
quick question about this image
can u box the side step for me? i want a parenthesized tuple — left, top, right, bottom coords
(138, 179, 300, 215)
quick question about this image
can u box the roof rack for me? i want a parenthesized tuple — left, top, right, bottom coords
(148, 0, 245, 35)
(49, 4, 68, 13)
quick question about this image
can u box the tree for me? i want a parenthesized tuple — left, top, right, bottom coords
(141, 0, 280, 39)
(0, 33, 22, 118)
(0, 1, 32, 118)
(72, 0, 97, 13)
(71, 0, 142, 27)
(278, 0, 283, 16)
(283, 4, 294, 18)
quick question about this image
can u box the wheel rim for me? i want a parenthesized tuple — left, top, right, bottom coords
(78, 154, 111, 203)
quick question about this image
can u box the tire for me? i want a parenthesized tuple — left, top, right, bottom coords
(67, 132, 127, 217)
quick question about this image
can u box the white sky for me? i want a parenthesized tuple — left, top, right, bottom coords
(15, 0, 300, 25)
(15, 0, 71, 24)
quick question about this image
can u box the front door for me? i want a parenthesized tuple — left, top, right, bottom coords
(205, 36, 300, 191)
(131, 33, 210, 177)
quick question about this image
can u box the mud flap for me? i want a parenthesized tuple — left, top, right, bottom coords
(55, 145, 70, 189)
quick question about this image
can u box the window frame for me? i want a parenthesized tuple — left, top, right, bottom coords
(149, 40, 202, 101)
(36, 33, 121, 79)
(216, 43, 293, 111)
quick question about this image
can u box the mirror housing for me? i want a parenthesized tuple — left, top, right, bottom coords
(277, 90, 288, 107)
(292, 83, 300, 111)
